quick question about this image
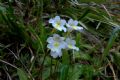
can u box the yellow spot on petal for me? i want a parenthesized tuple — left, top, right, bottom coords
(72, 26, 77, 29)
(68, 45, 73, 49)
(55, 22, 61, 28)
(56, 24, 60, 28)
(54, 42, 59, 47)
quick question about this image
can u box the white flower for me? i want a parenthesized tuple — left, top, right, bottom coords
(47, 34, 67, 58)
(49, 16, 67, 32)
(66, 19, 83, 31)
(47, 41, 66, 53)
(65, 38, 79, 51)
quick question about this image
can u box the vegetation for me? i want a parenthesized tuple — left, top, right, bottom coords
(0, 0, 120, 80)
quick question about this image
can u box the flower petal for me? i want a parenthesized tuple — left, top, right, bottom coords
(47, 44, 53, 49)
(50, 51, 58, 58)
(68, 19, 73, 24)
(50, 50, 62, 58)
(54, 16, 60, 21)
(53, 34, 60, 37)
(61, 26, 67, 32)
(73, 20, 78, 25)
(47, 37, 54, 43)
(66, 23, 71, 28)
(66, 38, 76, 45)
(61, 19, 66, 26)
(72, 46, 79, 51)
(77, 26, 83, 30)
(49, 18, 54, 23)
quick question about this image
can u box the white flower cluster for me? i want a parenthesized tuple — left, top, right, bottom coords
(49, 16, 83, 32)
(47, 16, 83, 58)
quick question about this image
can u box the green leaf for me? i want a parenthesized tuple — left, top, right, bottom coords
(17, 68, 28, 80)
(68, 65, 82, 80)
(62, 50, 70, 64)
(42, 68, 50, 80)
(60, 64, 69, 80)
(101, 28, 119, 62)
